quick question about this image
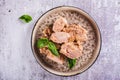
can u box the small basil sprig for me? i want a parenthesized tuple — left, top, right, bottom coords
(48, 42, 59, 56)
(19, 14, 32, 23)
(68, 58, 76, 69)
(36, 38, 59, 56)
(36, 38, 49, 48)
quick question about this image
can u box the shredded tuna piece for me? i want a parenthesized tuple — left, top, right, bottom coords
(40, 48, 64, 64)
(39, 48, 48, 55)
(53, 17, 67, 32)
(43, 27, 52, 38)
(60, 42, 83, 59)
(47, 53, 64, 64)
(63, 24, 87, 42)
(50, 32, 70, 43)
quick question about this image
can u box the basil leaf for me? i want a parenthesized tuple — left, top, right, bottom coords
(36, 38, 49, 48)
(48, 42, 59, 56)
(68, 58, 76, 69)
(19, 14, 32, 23)
(36, 38, 59, 56)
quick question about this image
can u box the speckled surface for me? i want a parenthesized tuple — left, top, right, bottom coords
(0, 0, 120, 80)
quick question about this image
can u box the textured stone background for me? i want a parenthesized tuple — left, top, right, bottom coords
(0, 0, 120, 80)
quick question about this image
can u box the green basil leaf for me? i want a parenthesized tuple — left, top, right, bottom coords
(36, 38, 59, 56)
(36, 38, 49, 48)
(19, 14, 32, 23)
(48, 42, 59, 56)
(68, 58, 76, 69)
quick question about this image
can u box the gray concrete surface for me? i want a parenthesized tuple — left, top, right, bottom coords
(0, 0, 120, 80)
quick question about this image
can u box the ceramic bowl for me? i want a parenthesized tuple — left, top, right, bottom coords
(31, 6, 101, 76)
